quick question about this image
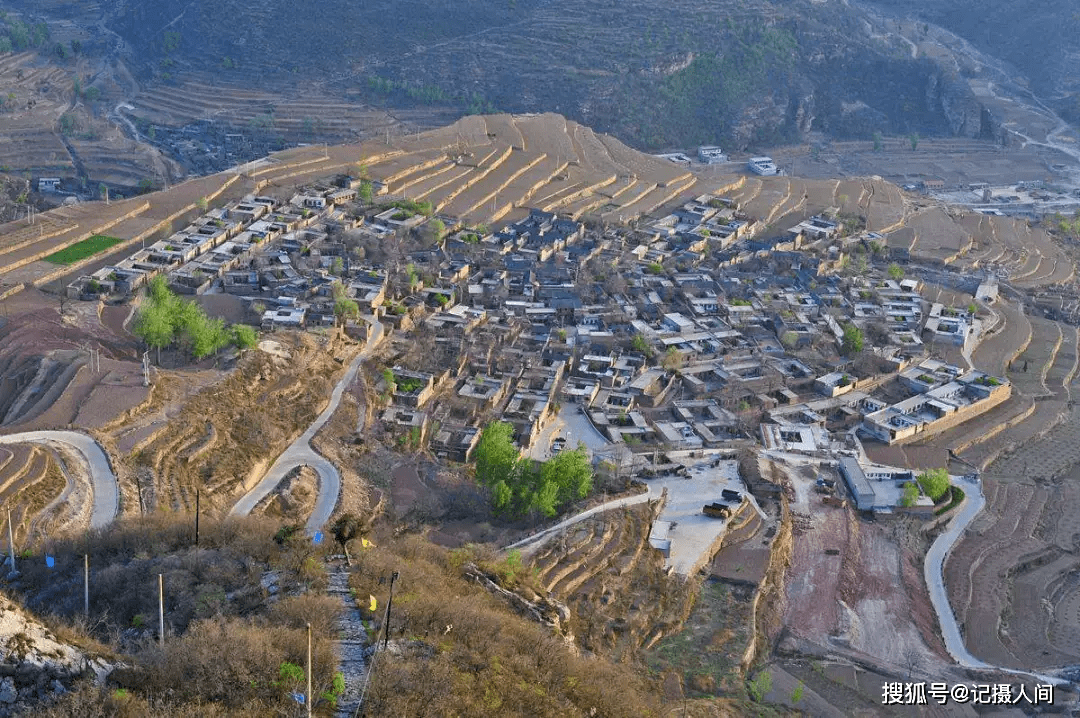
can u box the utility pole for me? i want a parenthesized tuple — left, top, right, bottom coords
(194, 489, 200, 548)
(158, 573, 165, 647)
(5, 510, 16, 578)
(142, 350, 151, 387)
(382, 571, 399, 651)
(84, 554, 89, 618)
(306, 622, 313, 718)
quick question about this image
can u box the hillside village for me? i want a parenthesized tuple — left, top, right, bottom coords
(61, 170, 1012, 548)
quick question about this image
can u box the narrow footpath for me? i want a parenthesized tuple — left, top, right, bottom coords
(328, 559, 368, 718)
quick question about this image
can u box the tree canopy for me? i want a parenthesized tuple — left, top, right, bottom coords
(917, 468, 950, 502)
(474, 421, 593, 518)
(132, 275, 257, 361)
(841, 324, 864, 356)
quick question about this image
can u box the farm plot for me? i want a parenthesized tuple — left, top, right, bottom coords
(1007, 317, 1062, 398)
(441, 148, 545, 219)
(835, 179, 869, 216)
(864, 179, 906, 233)
(904, 208, 971, 263)
(944, 480, 1046, 668)
(120, 331, 355, 516)
(43, 235, 123, 265)
(972, 299, 1032, 376)
(742, 178, 791, 224)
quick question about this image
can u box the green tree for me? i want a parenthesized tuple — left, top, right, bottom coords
(358, 179, 374, 204)
(187, 314, 229, 359)
(148, 275, 172, 306)
(475, 421, 520, 490)
(780, 331, 798, 349)
(872, 131, 883, 152)
(533, 479, 560, 517)
(909, 131, 920, 151)
(491, 480, 513, 513)
(899, 482, 919, 508)
(630, 334, 650, 354)
(334, 298, 360, 324)
(133, 302, 173, 363)
(791, 681, 805, 704)
(540, 447, 593, 506)
(331, 256, 344, 276)
(231, 324, 257, 350)
(917, 467, 950, 502)
(748, 670, 772, 703)
(662, 346, 684, 371)
(887, 263, 904, 281)
(427, 218, 446, 244)
(841, 324, 864, 356)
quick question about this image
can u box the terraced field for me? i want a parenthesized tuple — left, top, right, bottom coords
(122, 331, 352, 515)
(126, 79, 399, 146)
(5, 111, 1074, 304)
(942, 314, 1080, 671)
(528, 501, 696, 660)
(0, 443, 70, 547)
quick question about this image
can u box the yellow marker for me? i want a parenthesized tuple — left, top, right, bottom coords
(361, 538, 375, 549)
(369, 595, 377, 612)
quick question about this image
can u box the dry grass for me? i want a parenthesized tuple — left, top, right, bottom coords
(11, 512, 345, 716)
(11, 513, 330, 642)
(349, 534, 664, 717)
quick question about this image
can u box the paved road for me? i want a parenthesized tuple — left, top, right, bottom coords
(504, 483, 659, 553)
(231, 320, 384, 532)
(923, 475, 1068, 685)
(0, 430, 118, 529)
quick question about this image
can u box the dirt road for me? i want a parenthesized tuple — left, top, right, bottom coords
(0, 430, 118, 529)
(230, 320, 384, 532)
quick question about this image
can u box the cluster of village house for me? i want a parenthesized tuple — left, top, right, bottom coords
(67, 176, 1009, 513)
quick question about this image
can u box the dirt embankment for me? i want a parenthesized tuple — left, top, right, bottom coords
(250, 465, 318, 524)
(742, 492, 793, 671)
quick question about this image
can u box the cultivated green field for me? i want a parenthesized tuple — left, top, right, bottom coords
(44, 234, 123, 265)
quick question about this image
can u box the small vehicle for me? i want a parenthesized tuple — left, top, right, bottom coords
(703, 502, 732, 519)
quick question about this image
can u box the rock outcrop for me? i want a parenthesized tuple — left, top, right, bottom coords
(0, 593, 117, 715)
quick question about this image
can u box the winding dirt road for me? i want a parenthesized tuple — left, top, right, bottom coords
(230, 320, 384, 532)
